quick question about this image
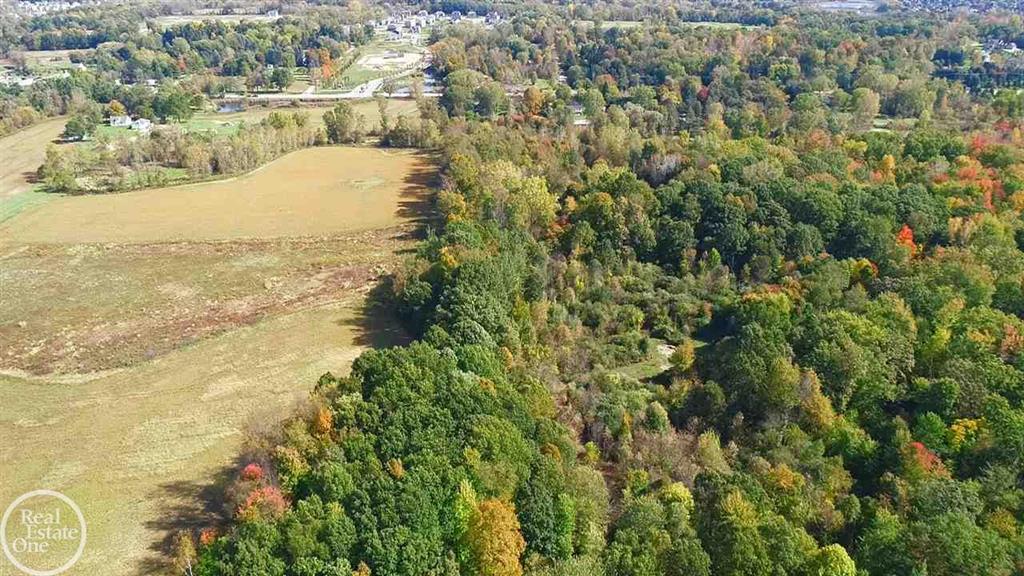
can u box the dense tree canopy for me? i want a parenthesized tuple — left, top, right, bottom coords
(20, 1, 1023, 575)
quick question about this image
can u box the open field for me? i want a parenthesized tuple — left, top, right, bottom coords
(0, 116, 66, 199)
(0, 102, 417, 222)
(573, 20, 645, 29)
(150, 14, 281, 28)
(205, 99, 417, 130)
(0, 116, 67, 224)
(336, 39, 426, 90)
(0, 296, 406, 576)
(0, 146, 432, 243)
(814, 0, 881, 12)
(0, 230, 416, 375)
(678, 20, 761, 29)
(1, 49, 94, 72)
(0, 145, 431, 575)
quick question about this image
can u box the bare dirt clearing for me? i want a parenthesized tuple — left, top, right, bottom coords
(0, 147, 432, 243)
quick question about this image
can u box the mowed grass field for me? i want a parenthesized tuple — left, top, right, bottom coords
(0, 145, 431, 575)
(94, 99, 417, 138)
(335, 39, 426, 89)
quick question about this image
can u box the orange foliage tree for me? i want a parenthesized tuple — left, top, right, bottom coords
(896, 224, 917, 257)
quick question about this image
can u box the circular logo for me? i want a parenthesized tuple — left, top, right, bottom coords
(1, 490, 86, 576)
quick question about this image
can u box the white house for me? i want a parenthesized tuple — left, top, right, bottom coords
(131, 118, 153, 134)
(109, 115, 132, 127)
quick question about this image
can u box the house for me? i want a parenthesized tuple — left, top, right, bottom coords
(109, 115, 132, 127)
(131, 118, 153, 134)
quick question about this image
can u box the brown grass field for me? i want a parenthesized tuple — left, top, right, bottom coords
(0, 116, 66, 199)
(0, 100, 418, 224)
(0, 146, 431, 575)
(0, 147, 431, 243)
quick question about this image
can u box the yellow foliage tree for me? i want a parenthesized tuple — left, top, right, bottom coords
(523, 86, 544, 116)
(465, 499, 526, 576)
(879, 153, 896, 183)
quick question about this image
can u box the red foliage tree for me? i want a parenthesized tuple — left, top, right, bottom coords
(241, 463, 264, 482)
(896, 224, 917, 257)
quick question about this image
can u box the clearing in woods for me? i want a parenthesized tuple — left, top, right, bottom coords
(0, 145, 432, 575)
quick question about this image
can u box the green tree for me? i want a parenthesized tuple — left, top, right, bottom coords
(269, 67, 294, 92)
(153, 85, 194, 122)
(62, 107, 100, 140)
(323, 101, 364, 144)
(850, 87, 880, 131)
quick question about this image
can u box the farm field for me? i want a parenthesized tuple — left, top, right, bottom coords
(0, 48, 95, 72)
(0, 298, 402, 576)
(0, 145, 431, 575)
(0, 146, 432, 243)
(0, 101, 417, 222)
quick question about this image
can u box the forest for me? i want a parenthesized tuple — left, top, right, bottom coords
(6, 1, 1024, 575)
(181, 4, 1024, 576)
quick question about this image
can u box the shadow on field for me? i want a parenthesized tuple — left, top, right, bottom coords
(342, 278, 413, 349)
(139, 461, 240, 574)
(395, 153, 441, 241)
